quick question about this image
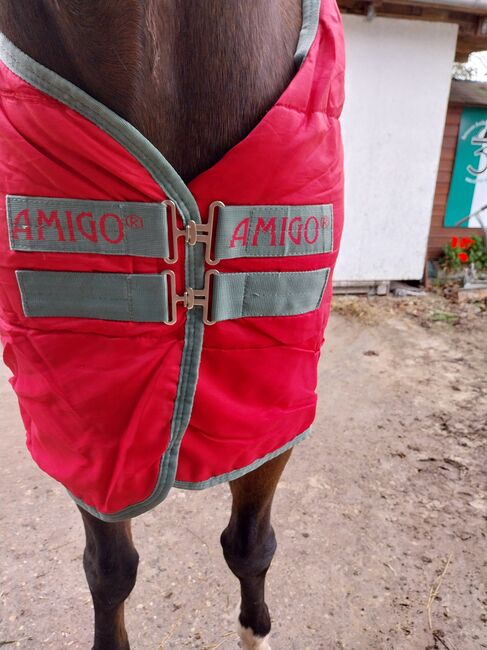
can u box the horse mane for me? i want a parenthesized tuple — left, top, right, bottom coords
(0, 0, 302, 181)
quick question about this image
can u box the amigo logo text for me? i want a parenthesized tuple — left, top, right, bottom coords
(228, 215, 330, 249)
(10, 208, 144, 245)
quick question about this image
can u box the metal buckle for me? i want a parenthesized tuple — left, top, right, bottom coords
(162, 269, 219, 325)
(163, 199, 224, 265)
(185, 200, 224, 265)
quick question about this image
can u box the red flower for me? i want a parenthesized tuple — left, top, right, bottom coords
(451, 236, 459, 248)
(458, 252, 469, 263)
(460, 237, 474, 249)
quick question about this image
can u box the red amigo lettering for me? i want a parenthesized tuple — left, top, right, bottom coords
(12, 209, 33, 240)
(100, 213, 124, 244)
(76, 212, 98, 243)
(303, 216, 319, 244)
(278, 217, 288, 246)
(125, 214, 143, 229)
(65, 211, 77, 241)
(288, 216, 303, 244)
(229, 218, 250, 248)
(252, 217, 277, 247)
(37, 210, 66, 241)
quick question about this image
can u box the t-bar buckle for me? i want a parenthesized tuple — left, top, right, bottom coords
(162, 269, 219, 325)
(163, 200, 224, 265)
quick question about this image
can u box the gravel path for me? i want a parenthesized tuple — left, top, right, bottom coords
(0, 295, 485, 649)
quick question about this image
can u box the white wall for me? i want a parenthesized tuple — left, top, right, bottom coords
(335, 15, 458, 282)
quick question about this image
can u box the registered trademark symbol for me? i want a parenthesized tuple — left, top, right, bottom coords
(125, 214, 144, 229)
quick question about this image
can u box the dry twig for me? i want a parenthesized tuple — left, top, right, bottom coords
(427, 552, 453, 631)
(157, 614, 183, 649)
(203, 631, 238, 649)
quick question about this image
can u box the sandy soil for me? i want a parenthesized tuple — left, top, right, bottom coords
(0, 293, 485, 650)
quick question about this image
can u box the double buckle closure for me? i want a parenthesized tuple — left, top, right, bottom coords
(162, 200, 224, 325)
(163, 200, 223, 265)
(162, 269, 219, 326)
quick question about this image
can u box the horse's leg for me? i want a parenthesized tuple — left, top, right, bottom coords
(78, 506, 139, 650)
(221, 449, 292, 650)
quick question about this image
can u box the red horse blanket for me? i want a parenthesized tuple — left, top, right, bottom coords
(0, 0, 345, 520)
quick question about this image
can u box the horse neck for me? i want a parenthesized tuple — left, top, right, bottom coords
(0, 0, 302, 182)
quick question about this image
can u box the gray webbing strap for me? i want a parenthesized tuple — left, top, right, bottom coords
(213, 204, 333, 260)
(6, 195, 170, 258)
(15, 267, 329, 323)
(211, 268, 329, 321)
(16, 270, 169, 322)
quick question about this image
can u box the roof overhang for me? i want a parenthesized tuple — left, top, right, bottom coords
(338, 0, 487, 60)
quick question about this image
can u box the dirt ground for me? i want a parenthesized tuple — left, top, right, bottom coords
(0, 291, 485, 650)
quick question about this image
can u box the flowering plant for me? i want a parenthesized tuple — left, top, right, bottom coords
(440, 235, 487, 272)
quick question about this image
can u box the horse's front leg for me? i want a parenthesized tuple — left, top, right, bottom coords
(221, 449, 292, 650)
(77, 506, 139, 650)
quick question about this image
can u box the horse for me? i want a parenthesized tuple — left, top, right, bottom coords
(0, 1, 307, 648)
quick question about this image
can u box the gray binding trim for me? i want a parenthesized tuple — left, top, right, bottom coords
(174, 426, 312, 490)
(6, 195, 170, 258)
(16, 270, 170, 323)
(214, 204, 333, 259)
(0, 32, 204, 521)
(295, 0, 321, 68)
(212, 268, 329, 321)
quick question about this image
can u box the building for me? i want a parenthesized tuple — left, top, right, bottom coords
(334, 0, 487, 288)
(427, 79, 487, 261)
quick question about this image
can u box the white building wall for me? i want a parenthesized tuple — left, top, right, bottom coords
(334, 15, 458, 282)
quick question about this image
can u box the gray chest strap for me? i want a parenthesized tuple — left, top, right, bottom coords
(9, 196, 333, 325)
(6, 195, 171, 258)
(16, 268, 329, 324)
(7, 196, 333, 261)
(213, 204, 333, 260)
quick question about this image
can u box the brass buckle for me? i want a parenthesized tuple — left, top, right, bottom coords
(162, 269, 219, 326)
(163, 199, 224, 265)
(185, 200, 224, 266)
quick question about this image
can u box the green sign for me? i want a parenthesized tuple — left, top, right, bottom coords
(444, 106, 487, 228)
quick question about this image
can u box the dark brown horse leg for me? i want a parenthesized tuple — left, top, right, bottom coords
(77, 506, 139, 650)
(221, 449, 292, 649)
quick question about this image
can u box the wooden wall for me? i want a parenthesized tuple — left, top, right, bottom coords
(427, 103, 483, 261)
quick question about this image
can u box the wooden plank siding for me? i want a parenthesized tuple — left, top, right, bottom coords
(426, 103, 483, 261)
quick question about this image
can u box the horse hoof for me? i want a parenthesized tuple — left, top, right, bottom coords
(238, 622, 271, 649)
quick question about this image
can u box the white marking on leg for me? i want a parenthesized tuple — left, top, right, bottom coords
(238, 622, 271, 650)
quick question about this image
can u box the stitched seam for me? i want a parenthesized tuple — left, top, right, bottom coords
(0, 90, 63, 105)
(223, 268, 329, 278)
(16, 272, 29, 313)
(126, 277, 134, 320)
(222, 244, 332, 258)
(7, 196, 160, 208)
(276, 103, 328, 115)
(241, 272, 250, 319)
(9, 243, 164, 256)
